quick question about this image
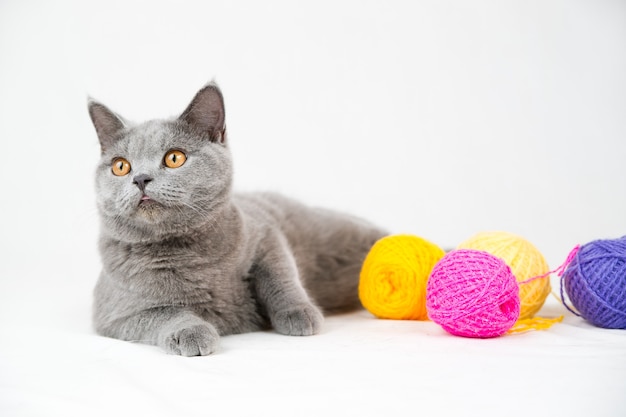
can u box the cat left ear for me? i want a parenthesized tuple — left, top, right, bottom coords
(88, 99, 127, 153)
(179, 82, 227, 144)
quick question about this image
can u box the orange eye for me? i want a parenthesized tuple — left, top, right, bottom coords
(164, 149, 187, 168)
(111, 157, 131, 176)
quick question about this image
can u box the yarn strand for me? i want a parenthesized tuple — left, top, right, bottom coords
(509, 245, 580, 332)
(560, 275, 582, 317)
(553, 245, 585, 317)
(519, 245, 581, 285)
(508, 316, 564, 334)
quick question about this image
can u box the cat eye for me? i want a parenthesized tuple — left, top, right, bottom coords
(111, 157, 131, 176)
(164, 149, 187, 169)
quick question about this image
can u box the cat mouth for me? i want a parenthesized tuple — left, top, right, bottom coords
(136, 194, 164, 221)
(138, 194, 159, 207)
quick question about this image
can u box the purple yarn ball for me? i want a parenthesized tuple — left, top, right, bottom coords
(563, 236, 626, 329)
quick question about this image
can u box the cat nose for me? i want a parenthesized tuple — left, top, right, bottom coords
(133, 174, 153, 192)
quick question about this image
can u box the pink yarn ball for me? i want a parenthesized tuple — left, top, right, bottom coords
(426, 249, 521, 338)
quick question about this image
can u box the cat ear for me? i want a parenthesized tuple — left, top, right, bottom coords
(179, 82, 226, 143)
(88, 99, 127, 153)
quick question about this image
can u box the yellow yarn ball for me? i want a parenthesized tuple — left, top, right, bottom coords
(457, 231, 551, 320)
(359, 234, 445, 320)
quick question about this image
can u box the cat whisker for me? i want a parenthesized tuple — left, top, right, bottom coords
(177, 201, 226, 239)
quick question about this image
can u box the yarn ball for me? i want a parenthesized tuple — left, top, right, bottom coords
(359, 234, 445, 320)
(562, 236, 626, 329)
(458, 231, 550, 320)
(426, 249, 521, 338)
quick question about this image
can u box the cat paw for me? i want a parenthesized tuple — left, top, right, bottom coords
(162, 324, 220, 356)
(272, 304, 324, 336)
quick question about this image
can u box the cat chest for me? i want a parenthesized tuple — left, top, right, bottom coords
(105, 242, 251, 306)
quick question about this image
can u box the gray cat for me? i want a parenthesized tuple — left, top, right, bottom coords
(88, 82, 386, 356)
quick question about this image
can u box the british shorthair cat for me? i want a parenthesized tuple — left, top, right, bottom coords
(89, 82, 386, 356)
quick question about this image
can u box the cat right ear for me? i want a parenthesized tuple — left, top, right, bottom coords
(88, 99, 126, 153)
(179, 82, 226, 143)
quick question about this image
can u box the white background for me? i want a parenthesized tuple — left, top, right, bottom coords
(1, 1, 625, 416)
(1, 0, 625, 273)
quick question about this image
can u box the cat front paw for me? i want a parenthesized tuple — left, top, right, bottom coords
(162, 324, 220, 356)
(272, 304, 324, 336)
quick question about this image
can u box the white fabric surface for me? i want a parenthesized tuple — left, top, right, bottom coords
(1, 275, 625, 417)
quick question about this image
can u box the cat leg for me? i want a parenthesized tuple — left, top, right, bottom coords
(157, 311, 220, 356)
(98, 307, 220, 356)
(253, 233, 324, 336)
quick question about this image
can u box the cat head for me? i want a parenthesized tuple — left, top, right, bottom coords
(89, 82, 233, 241)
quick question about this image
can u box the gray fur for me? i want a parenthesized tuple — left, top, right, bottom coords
(89, 82, 386, 356)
